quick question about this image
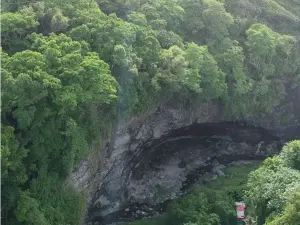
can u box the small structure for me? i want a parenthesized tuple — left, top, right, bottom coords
(235, 202, 246, 219)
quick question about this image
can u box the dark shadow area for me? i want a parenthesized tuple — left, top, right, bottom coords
(87, 121, 300, 225)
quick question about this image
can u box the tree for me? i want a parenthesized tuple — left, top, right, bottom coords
(1, 7, 39, 53)
(274, 34, 298, 75)
(249, 77, 285, 116)
(140, 0, 185, 31)
(246, 24, 277, 77)
(245, 141, 300, 225)
(167, 189, 221, 225)
(167, 188, 236, 225)
(216, 41, 252, 117)
(41, 0, 106, 26)
(179, 0, 205, 42)
(15, 191, 47, 225)
(196, 45, 227, 101)
(157, 30, 183, 49)
(1, 33, 117, 224)
(128, 12, 148, 26)
(1, 126, 28, 224)
(280, 140, 300, 171)
(153, 45, 188, 93)
(202, 0, 233, 42)
(266, 190, 300, 225)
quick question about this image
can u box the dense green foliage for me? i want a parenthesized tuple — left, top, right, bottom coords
(1, 0, 300, 224)
(245, 140, 300, 225)
(1, 29, 117, 225)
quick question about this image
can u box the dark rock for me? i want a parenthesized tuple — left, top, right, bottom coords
(211, 159, 220, 166)
(85, 119, 300, 225)
(202, 172, 218, 182)
(215, 169, 225, 177)
(212, 164, 226, 173)
(70, 94, 300, 225)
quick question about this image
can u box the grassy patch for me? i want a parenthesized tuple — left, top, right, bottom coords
(123, 215, 168, 225)
(204, 163, 260, 190)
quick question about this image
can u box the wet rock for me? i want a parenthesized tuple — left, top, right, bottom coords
(86, 118, 299, 224)
(212, 164, 226, 173)
(215, 169, 225, 177)
(211, 159, 219, 166)
(66, 85, 300, 225)
(94, 195, 110, 208)
(202, 172, 218, 182)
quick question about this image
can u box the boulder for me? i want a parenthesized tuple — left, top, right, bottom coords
(212, 164, 226, 173)
(211, 159, 220, 166)
(215, 169, 225, 177)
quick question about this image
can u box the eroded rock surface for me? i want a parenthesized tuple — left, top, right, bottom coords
(69, 87, 300, 225)
(85, 120, 294, 225)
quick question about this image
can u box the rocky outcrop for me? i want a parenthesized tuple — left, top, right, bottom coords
(69, 85, 300, 225)
(85, 118, 296, 225)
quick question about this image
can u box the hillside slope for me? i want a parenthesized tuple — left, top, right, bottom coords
(1, 0, 300, 224)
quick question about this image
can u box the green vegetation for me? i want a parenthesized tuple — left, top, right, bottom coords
(126, 141, 300, 225)
(1, 0, 300, 224)
(125, 215, 168, 225)
(204, 163, 260, 194)
(165, 164, 260, 225)
(245, 140, 300, 225)
(125, 163, 259, 225)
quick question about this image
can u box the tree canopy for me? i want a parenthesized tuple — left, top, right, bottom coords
(245, 141, 300, 225)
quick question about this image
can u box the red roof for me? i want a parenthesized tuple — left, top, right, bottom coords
(236, 205, 245, 211)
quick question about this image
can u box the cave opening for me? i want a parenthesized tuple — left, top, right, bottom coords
(88, 120, 300, 225)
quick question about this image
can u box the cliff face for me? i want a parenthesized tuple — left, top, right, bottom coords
(70, 85, 300, 225)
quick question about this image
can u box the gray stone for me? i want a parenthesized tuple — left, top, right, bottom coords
(202, 172, 218, 182)
(216, 169, 225, 177)
(94, 195, 110, 208)
(211, 159, 219, 166)
(67, 94, 300, 223)
(212, 164, 226, 173)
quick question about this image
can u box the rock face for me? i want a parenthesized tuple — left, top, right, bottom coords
(84, 115, 297, 225)
(69, 85, 300, 225)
